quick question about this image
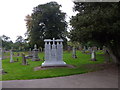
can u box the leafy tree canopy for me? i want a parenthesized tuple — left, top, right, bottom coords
(0, 35, 13, 50)
(70, 2, 120, 63)
(25, 1, 68, 48)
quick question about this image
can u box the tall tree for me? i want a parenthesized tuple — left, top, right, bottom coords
(15, 36, 25, 51)
(70, 2, 120, 64)
(25, 1, 67, 48)
(1, 35, 13, 50)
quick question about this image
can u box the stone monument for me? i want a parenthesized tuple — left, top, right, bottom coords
(88, 47, 92, 54)
(0, 48, 3, 60)
(10, 48, 14, 63)
(93, 46, 97, 52)
(32, 44, 40, 61)
(67, 46, 71, 53)
(42, 38, 66, 67)
(22, 53, 28, 65)
(0, 47, 3, 74)
(91, 50, 96, 61)
(0, 38, 6, 74)
(82, 46, 86, 53)
(98, 47, 101, 51)
(0, 55, 6, 74)
(78, 46, 82, 51)
(29, 48, 32, 56)
(72, 47, 77, 58)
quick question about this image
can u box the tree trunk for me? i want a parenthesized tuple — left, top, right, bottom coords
(106, 47, 120, 65)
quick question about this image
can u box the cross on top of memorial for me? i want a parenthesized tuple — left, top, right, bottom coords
(44, 38, 63, 43)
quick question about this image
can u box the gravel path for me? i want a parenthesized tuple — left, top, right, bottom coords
(1, 65, 118, 88)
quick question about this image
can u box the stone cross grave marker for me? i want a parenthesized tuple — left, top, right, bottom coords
(42, 38, 66, 67)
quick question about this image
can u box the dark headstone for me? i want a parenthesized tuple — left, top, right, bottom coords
(17, 53, 20, 56)
(22, 53, 28, 65)
(72, 47, 77, 58)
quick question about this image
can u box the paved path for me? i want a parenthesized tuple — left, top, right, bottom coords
(2, 66, 118, 88)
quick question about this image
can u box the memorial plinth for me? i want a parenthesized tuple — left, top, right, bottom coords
(42, 38, 66, 67)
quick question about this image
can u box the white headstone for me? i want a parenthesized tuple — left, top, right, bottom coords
(0, 48, 6, 75)
(0, 48, 2, 73)
(42, 38, 66, 67)
(91, 50, 96, 61)
(10, 49, 14, 63)
(0, 48, 2, 60)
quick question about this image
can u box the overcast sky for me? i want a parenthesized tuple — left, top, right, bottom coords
(0, 0, 76, 42)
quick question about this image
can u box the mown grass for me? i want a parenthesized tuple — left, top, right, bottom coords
(2, 50, 106, 81)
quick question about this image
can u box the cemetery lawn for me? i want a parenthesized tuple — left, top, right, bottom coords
(2, 51, 109, 81)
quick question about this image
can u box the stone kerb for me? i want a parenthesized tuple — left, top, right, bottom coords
(42, 38, 66, 67)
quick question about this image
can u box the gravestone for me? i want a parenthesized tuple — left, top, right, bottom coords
(0, 48, 3, 60)
(102, 46, 106, 52)
(0, 47, 6, 74)
(42, 38, 66, 67)
(2, 48, 4, 59)
(98, 47, 101, 51)
(67, 46, 71, 53)
(17, 53, 20, 56)
(29, 48, 32, 56)
(32, 45, 40, 61)
(10, 48, 14, 63)
(78, 46, 82, 51)
(0, 63, 6, 74)
(88, 47, 92, 54)
(22, 53, 28, 65)
(72, 47, 77, 58)
(82, 46, 86, 53)
(0, 48, 2, 74)
(40, 48, 43, 52)
(0, 47, 4, 60)
(103, 47, 111, 62)
(93, 46, 97, 52)
(91, 50, 96, 61)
